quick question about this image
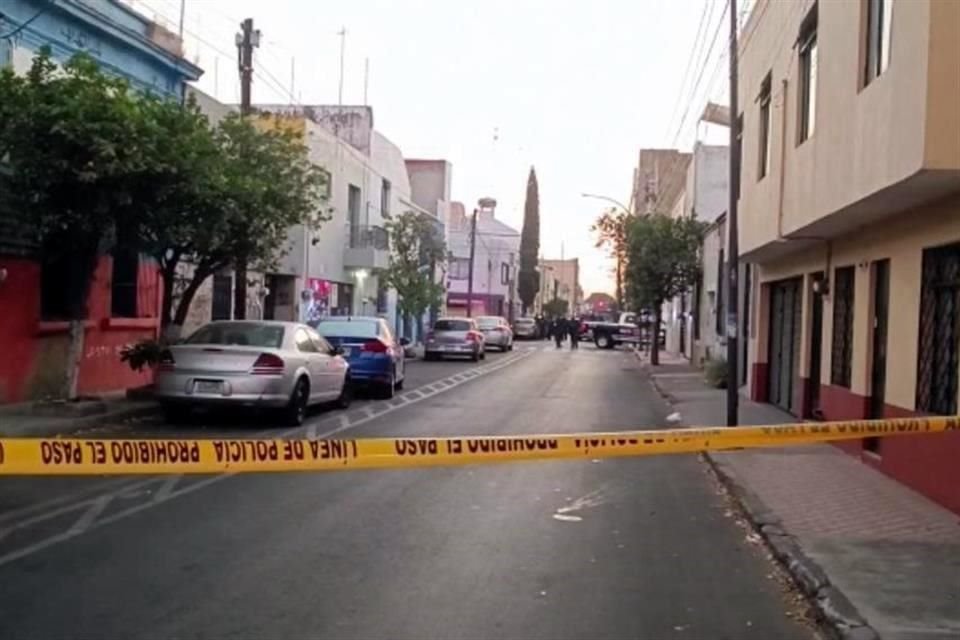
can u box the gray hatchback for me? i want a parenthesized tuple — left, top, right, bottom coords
(424, 318, 486, 362)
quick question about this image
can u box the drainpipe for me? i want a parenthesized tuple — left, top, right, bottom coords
(777, 78, 789, 239)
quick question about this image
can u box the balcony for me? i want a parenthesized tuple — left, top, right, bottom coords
(343, 224, 390, 270)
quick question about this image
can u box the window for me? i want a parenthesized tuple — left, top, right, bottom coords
(306, 327, 333, 353)
(186, 322, 284, 349)
(319, 168, 332, 199)
(381, 179, 391, 217)
(211, 275, 233, 320)
(449, 258, 471, 280)
(716, 248, 725, 336)
(916, 243, 960, 415)
(500, 262, 511, 285)
(797, 6, 818, 144)
(830, 266, 855, 387)
(111, 232, 139, 318)
(864, 0, 893, 86)
(348, 184, 361, 246)
(434, 319, 473, 331)
(757, 74, 772, 180)
(294, 328, 319, 353)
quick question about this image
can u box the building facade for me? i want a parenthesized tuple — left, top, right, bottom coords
(738, 0, 960, 512)
(0, 0, 201, 404)
(535, 258, 582, 316)
(445, 199, 520, 320)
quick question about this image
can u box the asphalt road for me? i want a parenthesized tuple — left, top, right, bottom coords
(0, 344, 818, 639)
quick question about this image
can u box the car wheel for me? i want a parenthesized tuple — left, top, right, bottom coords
(335, 376, 352, 409)
(595, 333, 612, 349)
(162, 403, 191, 424)
(283, 377, 309, 426)
(379, 371, 396, 399)
(395, 372, 404, 390)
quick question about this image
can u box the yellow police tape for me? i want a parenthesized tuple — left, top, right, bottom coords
(0, 416, 957, 476)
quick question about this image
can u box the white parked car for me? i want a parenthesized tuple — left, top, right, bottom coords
(154, 321, 351, 425)
(476, 316, 514, 351)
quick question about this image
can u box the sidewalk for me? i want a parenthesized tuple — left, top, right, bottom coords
(0, 393, 158, 438)
(647, 355, 960, 640)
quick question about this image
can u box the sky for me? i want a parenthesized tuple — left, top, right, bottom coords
(127, 0, 736, 295)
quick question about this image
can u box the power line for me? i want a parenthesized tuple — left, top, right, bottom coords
(0, 0, 55, 40)
(662, 0, 714, 143)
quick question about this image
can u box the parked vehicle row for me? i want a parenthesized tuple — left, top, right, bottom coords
(154, 316, 409, 426)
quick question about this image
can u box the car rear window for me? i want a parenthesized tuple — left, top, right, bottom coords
(186, 323, 285, 348)
(434, 320, 472, 331)
(315, 320, 379, 339)
(515, 318, 535, 326)
(476, 318, 500, 329)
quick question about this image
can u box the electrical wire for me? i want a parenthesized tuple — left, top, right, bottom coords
(0, 0, 56, 40)
(662, 0, 714, 144)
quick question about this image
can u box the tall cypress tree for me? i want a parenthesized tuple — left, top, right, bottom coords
(517, 166, 541, 314)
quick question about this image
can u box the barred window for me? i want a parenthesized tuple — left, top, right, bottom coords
(830, 266, 855, 387)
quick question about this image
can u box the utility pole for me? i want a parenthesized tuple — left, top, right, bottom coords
(466, 209, 478, 318)
(726, 0, 741, 426)
(178, 0, 186, 39)
(337, 27, 347, 106)
(234, 17, 259, 320)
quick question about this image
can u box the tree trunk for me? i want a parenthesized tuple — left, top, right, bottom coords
(233, 256, 247, 320)
(64, 319, 85, 399)
(172, 270, 210, 328)
(651, 305, 661, 366)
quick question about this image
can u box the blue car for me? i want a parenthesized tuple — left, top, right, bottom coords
(314, 317, 407, 399)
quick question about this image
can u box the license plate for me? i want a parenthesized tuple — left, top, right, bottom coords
(194, 380, 223, 394)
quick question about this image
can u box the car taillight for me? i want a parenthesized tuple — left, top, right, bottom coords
(362, 340, 389, 353)
(466, 331, 481, 343)
(251, 353, 284, 375)
(158, 350, 175, 372)
(426, 331, 435, 342)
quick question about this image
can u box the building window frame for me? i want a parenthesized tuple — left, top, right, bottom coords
(830, 266, 856, 388)
(500, 262, 510, 286)
(863, 0, 894, 87)
(797, 6, 818, 144)
(381, 178, 391, 218)
(757, 74, 772, 180)
(916, 243, 960, 415)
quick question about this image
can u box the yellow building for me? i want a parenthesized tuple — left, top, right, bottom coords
(737, 0, 960, 513)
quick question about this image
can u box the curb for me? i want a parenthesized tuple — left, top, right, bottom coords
(647, 371, 881, 640)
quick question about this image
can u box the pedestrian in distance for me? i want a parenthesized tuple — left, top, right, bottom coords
(567, 316, 580, 350)
(552, 317, 565, 349)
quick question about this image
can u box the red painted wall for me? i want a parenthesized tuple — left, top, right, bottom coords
(0, 258, 42, 403)
(750, 362, 769, 402)
(0, 255, 159, 404)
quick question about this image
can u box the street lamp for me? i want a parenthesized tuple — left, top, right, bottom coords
(581, 193, 632, 216)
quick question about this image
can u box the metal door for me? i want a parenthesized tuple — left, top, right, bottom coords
(768, 278, 802, 413)
(807, 273, 825, 418)
(917, 244, 960, 415)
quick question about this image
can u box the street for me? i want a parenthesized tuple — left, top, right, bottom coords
(0, 345, 818, 640)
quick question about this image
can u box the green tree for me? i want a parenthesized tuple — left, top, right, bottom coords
(0, 51, 155, 398)
(380, 211, 446, 339)
(542, 297, 569, 319)
(159, 113, 330, 332)
(591, 208, 629, 309)
(517, 166, 540, 314)
(624, 214, 706, 365)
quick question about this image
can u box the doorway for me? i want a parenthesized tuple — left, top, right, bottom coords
(807, 272, 824, 418)
(866, 259, 890, 452)
(767, 277, 803, 414)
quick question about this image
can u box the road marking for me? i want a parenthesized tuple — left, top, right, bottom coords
(0, 349, 535, 568)
(151, 476, 180, 503)
(67, 494, 113, 536)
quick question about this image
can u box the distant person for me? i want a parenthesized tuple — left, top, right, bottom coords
(551, 317, 565, 349)
(567, 317, 580, 350)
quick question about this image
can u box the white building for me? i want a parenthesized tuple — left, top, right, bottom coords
(445, 199, 520, 320)
(176, 100, 446, 337)
(662, 142, 730, 361)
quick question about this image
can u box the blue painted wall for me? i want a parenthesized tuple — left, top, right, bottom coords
(0, 0, 202, 98)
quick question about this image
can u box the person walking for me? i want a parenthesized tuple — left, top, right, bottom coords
(552, 317, 565, 349)
(567, 316, 580, 350)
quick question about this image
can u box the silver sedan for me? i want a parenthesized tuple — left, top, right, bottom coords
(476, 316, 514, 351)
(154, 321, 351, 425)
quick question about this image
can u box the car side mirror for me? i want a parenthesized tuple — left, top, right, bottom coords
(331, 346, 345, 356)
(400, 337, 411, 347)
